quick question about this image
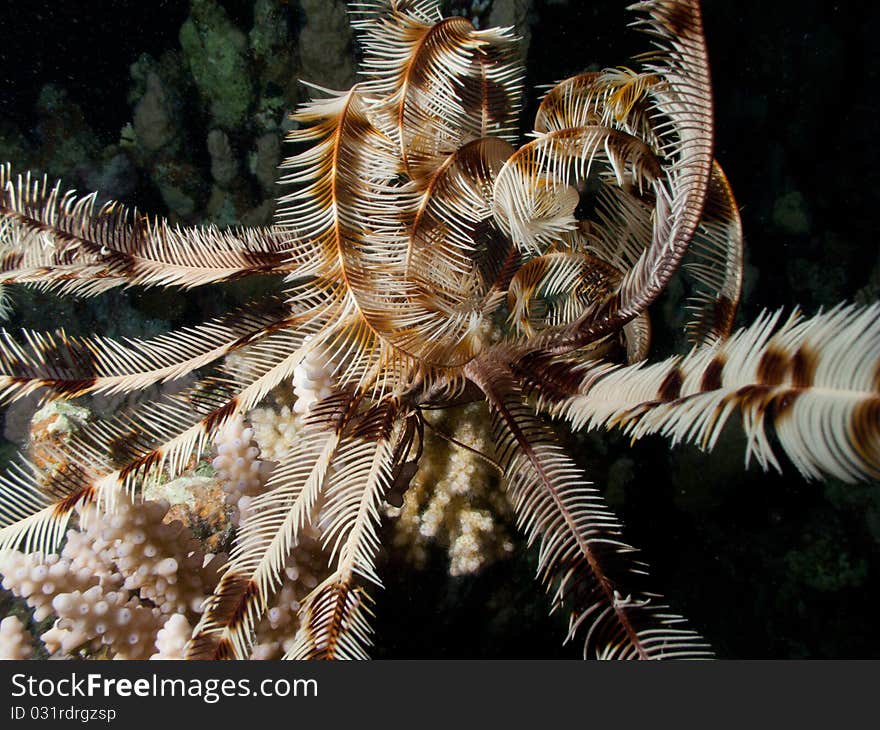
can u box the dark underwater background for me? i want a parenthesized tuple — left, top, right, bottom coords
(0, 0, 877, 659)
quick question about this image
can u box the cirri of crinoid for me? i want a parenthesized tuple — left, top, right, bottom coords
(0, 0, 877, 661)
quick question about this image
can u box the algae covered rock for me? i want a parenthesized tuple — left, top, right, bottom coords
(179, 0, 255, 129)
(297, 0, 356, 90)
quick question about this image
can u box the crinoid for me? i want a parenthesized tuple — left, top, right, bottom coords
(0, 0, 877, 661)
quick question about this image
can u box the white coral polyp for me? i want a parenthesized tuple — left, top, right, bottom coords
(88, 499, 218, 615)
(292, 345, 335, 415)
(150, 614, 192, 660)
(0, 550, 108, 622)
(44, 587, 161, 660)
(0, 615, 31, 659)
(212, 415, 274, 524)
(248, 405, 302, 462)
(392, 405, 514, 577)
(0, 493, 223, 659)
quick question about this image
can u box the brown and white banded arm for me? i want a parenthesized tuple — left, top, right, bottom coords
(466, 352, 711, 659)
(549, 303, 880, 483)
(0, 165, 297, 296)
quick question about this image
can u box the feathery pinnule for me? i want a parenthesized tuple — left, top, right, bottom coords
(682, 161, 743, 346)
(0, 165, 294, 296)
(352, 0, 523, 184)
(466, 352, 712, 659)
(285, 399, 398, 660)
(188, 396, 349, 660)
(548, 304, 880, 484)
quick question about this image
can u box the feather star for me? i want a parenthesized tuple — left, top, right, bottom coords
(0, 0, 877, 660)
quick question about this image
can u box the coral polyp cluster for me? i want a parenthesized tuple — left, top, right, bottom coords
(1, 501, 209, 659)
(0, 406, 332, 659)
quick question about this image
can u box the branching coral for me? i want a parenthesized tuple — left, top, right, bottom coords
(212, 415, 275, 524)
(0, 494, 224, 659)
(0, 402, 331, 659)
(0, 615, 31, 660)
(389, 404, 514, 577)
(151, 613, 193, 660)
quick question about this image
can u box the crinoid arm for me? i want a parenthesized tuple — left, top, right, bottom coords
(545, 303, 880, 482)
(0, 296, 296, 403)
(284, 400, 399, 660)
(0, 275, 341, 556)
(465, 352, 712, 659)
(188, 395, 403, 661)
(681, 161, 744, 346)
(187, 394, 352, 660)
(493, 0, 716, 351)
(0, 165, 298, 296)
(351, 0, 523, 184)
